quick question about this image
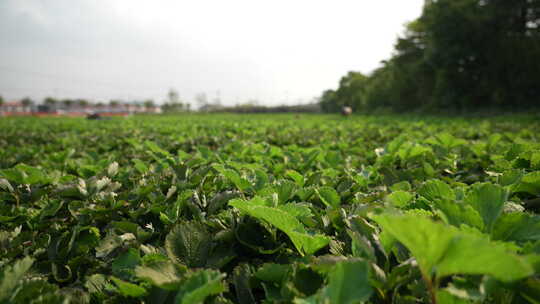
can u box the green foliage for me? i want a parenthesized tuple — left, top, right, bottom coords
(387, 190, 414, 207)
(135, 260, 186, 290)
(0, 257, 34, 303)
(373, 214, 533, 282)
(229, 197, 330, 256)
(166, 221, 212, 267)
(320, 0, 540, 112)
(465, 183, 507, 233)
(175, 269, 226, 304)
(315, 186, 341, 208)
(111, 277, 147, 297)
(0, 114, 539, 303)
(321, 260, 372, 304)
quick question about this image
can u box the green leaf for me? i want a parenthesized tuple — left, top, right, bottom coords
(321, 259, 372, 304)
(1, 164, 50, 185)
(254, 169, 269, 191)
(348, 230, 376, 261)
(316, 187, 340, 208)
(433, 133, 467, 150)
(418, 179, 455, 202)
(165, 221, 212, 268)
(297, 187, 315, 201)
(132, 159, 149, 174)
(213, 165, 251, 192)
(112, 248, 141, 278)
(135, 261, 186, 291)
(276, 180, 297, 204)
(229, 198, 330, 256)
(465, 183, 507, 232)
(10, 279, 60, 304)
(435, 233, 531, 281)
(278, 203, 313, 219)
(373, 214, 455, 277)
(111, 277, 147, 297)
(175, 269, 226, 304)
(288, 231, 332, 257)
(492, 212, 540, 242)
(512, 171, 540, 196)
(255, 263, 290, 283)
(436, 289, 471, 304)
(16, 164, 50, 185)
(0, 168, 25, 184)
(390, 181, 412, 192)
(0, 256, 34, 302)
(432, 199, 484, 231)
(145, 141, 171, 157)
(532, 152, 540, 169)
(39, 199, 64, 219)
(373, 214, 533, 282)
(386, 191, 414, 208)
(286, 170, 305, 187)
(85, 274, 109, 294)
(95, 233, 123, 258)
(499, 169, 523, 186)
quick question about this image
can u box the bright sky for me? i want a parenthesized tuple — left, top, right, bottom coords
(0, 0, 425, 106)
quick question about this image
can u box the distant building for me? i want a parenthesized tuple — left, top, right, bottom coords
(0, 101, 34, 115)
(0, 99, 162, 117)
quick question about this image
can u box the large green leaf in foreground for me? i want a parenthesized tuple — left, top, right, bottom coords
(229, 198, 330, 256)
(373, 214, 533, 282)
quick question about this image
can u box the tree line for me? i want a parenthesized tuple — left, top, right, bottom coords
(320, 0, 540, 113)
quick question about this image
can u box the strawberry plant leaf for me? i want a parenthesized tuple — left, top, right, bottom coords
(387, 191, 414, 208)
(465, 183, 507, 233)
(374, 213, 533, 282)
(418, 179, 455, 202)
(316, 187, 340, 208)
(321, 259, 372, 304)
(229, 198, 330, 256)
(174, 269, 226, 304)
(0, 257, 34, 302)
(135, 260, 187, 290)
(165, 221, 212, 268)
(111, 277, 147, 297)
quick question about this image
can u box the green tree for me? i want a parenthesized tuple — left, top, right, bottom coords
(76, 99, 89, 107)
(321, 0, 540, 112)
(162, 89, 187, 112)
(144, 100, 155, 109)
(21, 97, 33, 107)
(319, 72, 368, 112)
(62, 99, 74, 108)
(44, 97, 57, 106)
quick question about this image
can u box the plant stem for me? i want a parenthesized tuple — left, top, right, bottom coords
(421, 271, 437, 304)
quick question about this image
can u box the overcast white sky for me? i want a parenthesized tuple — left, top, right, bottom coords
(0, 0, 424, 106)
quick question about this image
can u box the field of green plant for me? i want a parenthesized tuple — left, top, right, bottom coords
(1, 114, 540, 304)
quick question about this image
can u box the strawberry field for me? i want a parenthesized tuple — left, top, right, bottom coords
(1, 114, 540, 304)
